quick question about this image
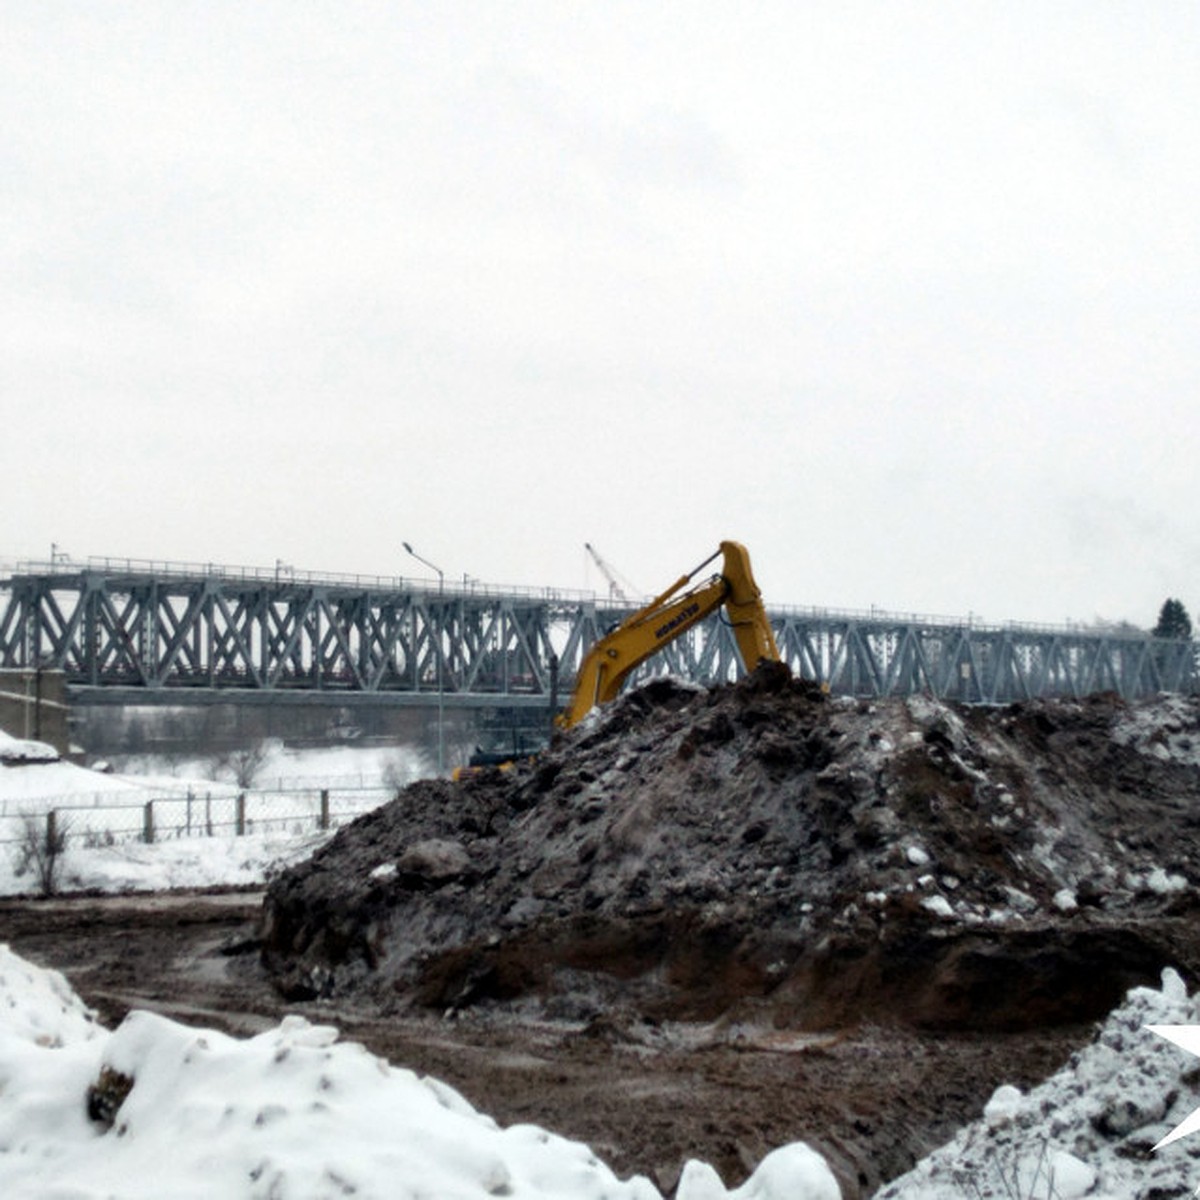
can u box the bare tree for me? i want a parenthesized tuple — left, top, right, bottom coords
(226, 738, 270, 789)
(15, 811, 71, 896)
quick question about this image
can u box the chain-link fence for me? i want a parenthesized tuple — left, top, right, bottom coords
(0, 783, 395, 850)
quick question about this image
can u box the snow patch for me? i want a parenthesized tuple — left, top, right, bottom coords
(0, 730, 59, 764)
(0, 948, 841, 1200)
(877, 968, 1200, 1199)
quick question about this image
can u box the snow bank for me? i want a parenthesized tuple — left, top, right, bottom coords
(0, 743, 418, 896)
(877, 967, 1200, 1199)
(0, 748, 146, 807)
(0, 729, 59, 764)
(0, 943, 101, 1048)
(47, 829, 334, 893)
(0, 820, 340, 897)
(0, 947, 841, 1200)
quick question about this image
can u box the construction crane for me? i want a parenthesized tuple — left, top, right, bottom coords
(584, 543, 640, 604)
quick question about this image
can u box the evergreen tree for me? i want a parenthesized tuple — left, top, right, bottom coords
(1153, 598, 1193, 640)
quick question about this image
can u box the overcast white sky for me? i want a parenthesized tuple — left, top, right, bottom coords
(5, 2, 1199, 626)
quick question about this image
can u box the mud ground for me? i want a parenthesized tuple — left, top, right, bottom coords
(0, 889, 1093, 1198)
(261, 677, 1200, 1041)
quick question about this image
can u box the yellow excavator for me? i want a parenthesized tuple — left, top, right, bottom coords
(558, 540, 780, 729)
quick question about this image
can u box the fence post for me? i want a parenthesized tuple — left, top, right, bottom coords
(143, 801, 155, 845)
(205, 792, 213, 837)
(236, 792, 246, 836)
(320, 789, 330, 831)
(46, 809, 57, 855)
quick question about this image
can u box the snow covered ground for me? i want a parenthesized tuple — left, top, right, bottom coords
(0, 946, 840, 1200)
(0, 731, 425, 896)
(4, 728, 1200, 1197)
(4, 951, 1200, 1199)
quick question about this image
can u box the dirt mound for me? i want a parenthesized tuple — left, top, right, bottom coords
(261, 666, 1200, 1032)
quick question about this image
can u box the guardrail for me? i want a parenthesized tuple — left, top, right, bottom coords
(6, 555, 1149, 639)
(3, 555, 602, 604)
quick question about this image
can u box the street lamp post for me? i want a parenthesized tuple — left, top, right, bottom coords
(403, 542, 445, 775)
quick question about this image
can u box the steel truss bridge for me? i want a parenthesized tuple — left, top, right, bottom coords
(0, 557, 1194, 710)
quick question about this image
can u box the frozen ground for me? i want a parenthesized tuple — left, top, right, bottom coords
(6, 719, 1200, 1196)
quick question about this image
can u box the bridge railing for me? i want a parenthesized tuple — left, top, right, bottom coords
(2, 555, 603, 604)
(4, 555, 1154, 639)
(767, 602, 1152, 640)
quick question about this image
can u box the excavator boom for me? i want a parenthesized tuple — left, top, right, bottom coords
(560, 541, 779, 728)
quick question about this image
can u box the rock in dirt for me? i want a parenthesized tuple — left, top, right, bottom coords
(260, 666, 1200, 1030)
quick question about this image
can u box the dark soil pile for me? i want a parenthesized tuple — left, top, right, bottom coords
(261, 665, 1200, 1033)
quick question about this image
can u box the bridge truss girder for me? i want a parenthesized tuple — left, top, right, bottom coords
(0, 570, 613, 707)
(0, 568, 1194, 707)
(772, 616, 1195, 702)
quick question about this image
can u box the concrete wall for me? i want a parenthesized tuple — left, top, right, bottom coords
(0, 669, 69, 754)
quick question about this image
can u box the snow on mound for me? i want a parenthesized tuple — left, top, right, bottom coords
(0, 740, 147, 807)
(0, 943, 101, 1048)
(876, 967, 1200, 1199)
(0, 729, 58, 764)
(1112, 693, 1200, 766)
(0, 947, 840, 1200)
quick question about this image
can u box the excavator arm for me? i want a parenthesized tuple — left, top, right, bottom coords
(559, 541, 780, 728)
